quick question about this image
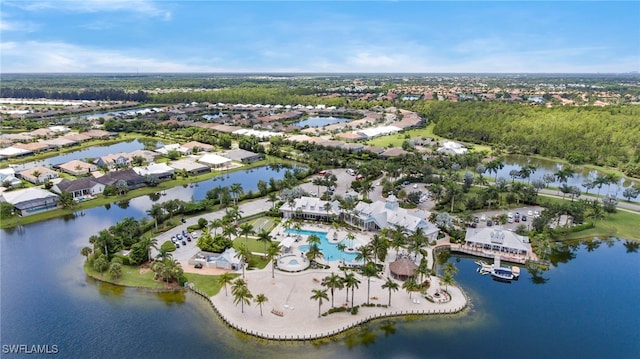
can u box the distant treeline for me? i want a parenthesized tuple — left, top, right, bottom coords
(0, 87, 149, 102)
(418, 101, 640, 177)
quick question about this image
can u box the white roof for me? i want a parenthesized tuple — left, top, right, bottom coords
(198, 153, 231, 165)
(1, 187, 58, 205)
(0, 147, 31, 156)
(356, 126, 402, 138)
(279, 236, 296, 249)
(133, 162, 175, 176)
(232, 128, 284, 139)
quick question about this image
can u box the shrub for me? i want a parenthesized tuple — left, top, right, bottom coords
(351, 306, 359, 315)
(197, 218, 208, 229)
(113, 254, 130, 265)
(160, 240, 176, 252)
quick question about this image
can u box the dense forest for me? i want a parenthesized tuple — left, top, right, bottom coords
(416, 102, 640, 177)
(0, 87, 148, 102)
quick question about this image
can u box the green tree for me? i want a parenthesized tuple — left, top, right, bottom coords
(323, 272, 344, 308)
(218, 272, 235, 296)
(238, 222, 255, 249)
(362, 262, 378, 305)
(109, 262, 122, 280)
(254, 293, 268, 316)
(402, 277, 418, 299)
(231, 279, 252, 314)
(256, 229, 272, 254)
(93, 254, 109, 276)
(80, 246, 92, 261)
(344, 272, 360, 309)
(381, 276, 399, 307)
(266, 242, 281, 279)
(310, 289, 329, 318)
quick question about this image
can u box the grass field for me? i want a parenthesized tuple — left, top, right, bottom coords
(84, 263, 165, 289)
(184, 272, 239, 296)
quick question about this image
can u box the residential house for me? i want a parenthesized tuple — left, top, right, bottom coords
(53, 178, 105, 200)
(18, 166, 59, 184)
(0, 187, 59, 216)
(198, 153, 231, 168)
(13, 142, 50, 153)
(58, 159, 98, 176)
(132, 162, 175, 181)
(94, 169, 146, 189)
(181, 141, 214, 153)
(169, 159, 210, 175)
(41, 137, 77, 149)
(380, 147, 410, 159)
(0, 168, 22, 188)
(95, 152, 131, 169)
(223, 149, 265, 163)
(0, 146, 32, 160)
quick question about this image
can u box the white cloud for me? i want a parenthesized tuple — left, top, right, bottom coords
(4, 0, 171, 20)
(0, 14, 39, 32)
(0, 41, 220, 73)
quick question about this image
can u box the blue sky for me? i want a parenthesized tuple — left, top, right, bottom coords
(1, 1, 638, 73)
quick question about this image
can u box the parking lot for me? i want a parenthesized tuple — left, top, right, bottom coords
(470, 205, 545, 231)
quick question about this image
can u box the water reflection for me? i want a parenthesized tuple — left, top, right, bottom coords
(157, 290, 187, 305)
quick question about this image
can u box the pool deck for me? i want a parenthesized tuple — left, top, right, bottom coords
(196, 222, 467, 340)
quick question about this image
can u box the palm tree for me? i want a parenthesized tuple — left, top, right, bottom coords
(31, 170, 42, 182)
(343, 272, 360, 309)
(310, 289, 329, 318)
(440, 272, 455, 292)
(402, 277, 418, 299)
(267, 192, 278, 209)
(381, 277, 399, 306)
(146, 204, 164, 232)
(588, 200, 605, 225)
(345, 232, 356, 250)
(370, 234, 388, 265)
(238, 222, 255, 249)
(307, 234, 321, 246)
(362, 262, 378, 305)
(361, 181, 374, 200)
(235, 244, 251, 279)
(355, 244, 374, 264)
(443, 261, 458, 277)
(266, 242, 281, 279)
(416, 257, 430, 283)
(218, 272, 235, 296)
(109, 262, 122, 280)
(323, 272, 344, 308)
(305, 243, 323, 264)
(80, 246, 92, 261)
(232, 279, 252, 314)
(209, 218, 223, 236)
(139, 236, 157, 263)
(337, 242, 347, 263)
(256, 229, 272, 255)
(254, 293, 268, 316)
(230, 183, 244, 204)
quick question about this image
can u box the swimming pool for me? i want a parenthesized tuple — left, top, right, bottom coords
(286, 229, 360, 263)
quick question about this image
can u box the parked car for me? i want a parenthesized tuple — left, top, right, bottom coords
(176, 233, 183, 241)
(470, 222, 477, 228)
(487, 220, 493, 226)
(181, 240, 187, 246)
(522, 215, 527, 222)
(515, 217, 520, 223)
(527, 210, 533, 216)
(508, 217, 514, 223)
(186, 235, 192, 242)
(191, 232, 199, 240)
(194, 262, 203, 269)
(171, 236, 177, 243)
(175, 242, 180, 248)
(181, 218, 186, 223)
(473, 217, 480, 223)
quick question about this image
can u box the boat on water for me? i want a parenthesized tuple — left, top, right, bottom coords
(475, 256, 520, 281)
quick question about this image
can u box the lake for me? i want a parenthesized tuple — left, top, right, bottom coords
(1, 205, 638, 357)
(497, 155, 639, 200)
(291, 116, 351, 128)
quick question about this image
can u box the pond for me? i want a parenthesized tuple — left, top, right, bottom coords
(496, 155, 639, 199)
(291, 116, 351, 128)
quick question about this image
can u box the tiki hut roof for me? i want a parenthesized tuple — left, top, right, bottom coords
(389, 258, 418, 278)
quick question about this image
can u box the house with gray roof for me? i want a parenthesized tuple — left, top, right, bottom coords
(224, 149, 265, 163)
(53, 178, 105, 200)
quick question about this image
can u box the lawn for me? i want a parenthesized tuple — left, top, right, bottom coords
(564, 210, 640, 240)
(247, 217, 278, 233)
(184, 272, 239, 296)
(364, 123, 441, 148)
(84, 263, 165, 289)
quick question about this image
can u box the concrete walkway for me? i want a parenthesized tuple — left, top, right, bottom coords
(203, 264, 467, 340)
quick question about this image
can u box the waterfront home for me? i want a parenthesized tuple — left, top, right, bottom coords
(0, 168, 22, 188)
(223, 149, 265, 163)
(52, 178, 105, 200)
(0, 147, 33, 161)
(95, 152, 130, 169)
(13, 142, 50, 153)
(41, 137, 78, 149)
(94, 169, 146, 189)
(18, 166, 59, 184)
(62, 133, 92, 143)
(346, 195, 440, 240)
(169, 159, 211, 175)
(128, 149, 157, 164)
(464, 227, 531, 257)
(379, 147, 410, 159)
(58, 159, 97, 176)
(132, 162, 175, 181)
(0, 187, 59, 216)
(198, 153, 231, 168)
(155, 143, 192, 156)
(279, 196, 340, 221)
(82, 129, 112, 139)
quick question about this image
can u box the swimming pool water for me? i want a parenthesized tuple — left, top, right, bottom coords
(285, 229, 360, 263)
